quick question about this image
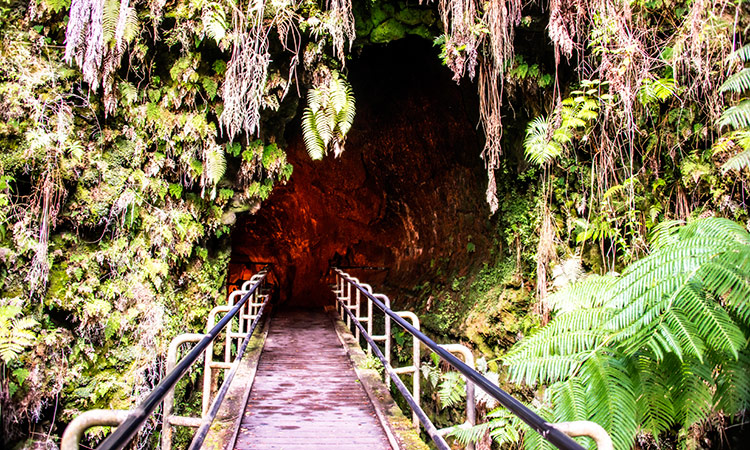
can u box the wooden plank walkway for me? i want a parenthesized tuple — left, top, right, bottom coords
(233, 308, 393, 450)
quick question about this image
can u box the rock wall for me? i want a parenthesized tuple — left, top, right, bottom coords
(231, 37, 493, 307)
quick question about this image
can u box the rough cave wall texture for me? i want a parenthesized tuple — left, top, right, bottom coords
(230, 38, 494, 307)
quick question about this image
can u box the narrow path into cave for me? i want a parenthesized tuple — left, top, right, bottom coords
(234, 308, 391, 450)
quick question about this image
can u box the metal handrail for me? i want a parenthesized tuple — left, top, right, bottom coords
(94, 267, 270, 450)
(187, 287, 270, 450)
(336, 292, 452, 450)
(334, 269, 588, 450)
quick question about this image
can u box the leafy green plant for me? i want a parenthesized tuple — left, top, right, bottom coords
(301, 70, 356, 160)
(523, 80, 605, 166)
(438, 371, 466, 408)
(0, 306, 38, 364)
(360, 353, 383, 375)
(714, 44, 750, 173)
(502, 218, 750, 449)
(448, 408, 520, 448)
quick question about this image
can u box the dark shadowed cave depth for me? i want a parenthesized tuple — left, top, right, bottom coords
(230, 38, 494, 307)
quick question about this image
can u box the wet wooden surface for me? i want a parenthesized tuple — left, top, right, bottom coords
(233, 308, 392, 450)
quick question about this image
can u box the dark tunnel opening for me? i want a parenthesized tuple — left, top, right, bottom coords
(229, 37, 494, 307)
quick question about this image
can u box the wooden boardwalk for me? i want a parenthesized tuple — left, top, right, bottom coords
(233, 309, 392, 450)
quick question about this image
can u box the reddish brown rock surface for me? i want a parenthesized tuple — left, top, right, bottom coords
(230, 38, 492, 306)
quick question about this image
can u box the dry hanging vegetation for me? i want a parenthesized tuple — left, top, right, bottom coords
(433, 0, 523, 213)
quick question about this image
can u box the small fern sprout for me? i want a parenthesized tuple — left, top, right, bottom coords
(301, 70, 356, 160)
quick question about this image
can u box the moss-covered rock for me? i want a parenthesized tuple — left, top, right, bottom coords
(371, 19, 408, 44)
(406, 24, 432, 40)
(394, 8, 423, 26)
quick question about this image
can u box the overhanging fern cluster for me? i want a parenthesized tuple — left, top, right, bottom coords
(301, 70, 356, 160)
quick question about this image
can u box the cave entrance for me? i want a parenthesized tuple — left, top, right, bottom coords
(229, 37, 491, 307)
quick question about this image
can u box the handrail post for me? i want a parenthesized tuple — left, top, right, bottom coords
(367, 287, 373, 356)
(61, 410, 131, 450)
(375, 293, 391, 388)
(161, 333, 204, 450)
(394, 311, 421, 428)
(437, 344, 476, 450)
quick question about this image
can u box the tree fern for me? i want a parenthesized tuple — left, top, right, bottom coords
(718, 100, 750, 129)
(503, 218, 750, 449)
(719, 68, 750, 93)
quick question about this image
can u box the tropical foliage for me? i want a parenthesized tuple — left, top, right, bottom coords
(499, 218, 750, 449)
(714, 44, 750, 173)
(1, 0, 749, 447)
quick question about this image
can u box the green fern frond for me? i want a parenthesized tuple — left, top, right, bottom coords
(0, 306, 38, 364)
(665, 356, 713, 428)
(301, 71, 356, 160)
(632, 355, 676, 436)
(202, 2, 228, 43)
(302, 109, 325, 160)
(505, 308, 610, 359)
(336, 82, 356, 136)
(547, 275, 617, 312)
(581, 353, 639, 450)
(447, 421, 493, 446)
(713, 349, 750, 413)
(438, 371, 466, 408)
(677, 282, 745, 359)
(722, 148, 750, 173)
(102, 0, 120, 42)
(308, 88, 323, 112)
(330, 74, 348, 114)
(648, 220, 683, 249)
(122, 4, 139, 45)
(728, 44, 750, 63)
(718, 100, 750, 129)
(550, 379, 589, 422)
(639, 77, 677, 105)
(719, 68, 750, 93)
(524, 116, 563, 166)
(506, 353, 590, 385)
(205, 146, 226, 186)
(319, 105, 336, 147)
(660, 307, 706, 361)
